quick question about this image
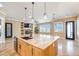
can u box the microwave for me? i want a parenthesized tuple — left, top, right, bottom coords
(24, 23, 30, 28)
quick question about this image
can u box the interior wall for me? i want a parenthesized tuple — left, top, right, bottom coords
(77, 16, 79, 39)
(52, 16, 77, 39)
(5, 19, 22, 38)
(0, 13, 5, 43)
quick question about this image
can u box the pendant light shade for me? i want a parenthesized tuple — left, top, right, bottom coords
(43, 2, 47, 19)
(43, 2, 46, 15)
(32, 2, 38, 24)
(32, 2, 34, 19)
(24, 7, 27, 20)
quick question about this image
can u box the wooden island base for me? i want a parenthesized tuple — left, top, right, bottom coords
(15, 35, 59, 56)
(17, 39, 57, 56)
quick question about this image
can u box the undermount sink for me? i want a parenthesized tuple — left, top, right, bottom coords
(21, 37, 32, 40)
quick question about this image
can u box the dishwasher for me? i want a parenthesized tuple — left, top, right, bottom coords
(13, 36, 18, 52)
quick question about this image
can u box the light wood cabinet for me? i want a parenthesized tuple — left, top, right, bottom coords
(33, 47, 43, 56)
(18, 39, 32, 56)
(32, 41, 57, 56)
(44, 41, 57, 56)
(24, 42, 32, 56)
(17, 39, 57, 56)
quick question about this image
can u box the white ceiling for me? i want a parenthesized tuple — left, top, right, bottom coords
(0, 2, 79, 23)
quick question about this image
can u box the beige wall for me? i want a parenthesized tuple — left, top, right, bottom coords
(5, 19, 22, 37)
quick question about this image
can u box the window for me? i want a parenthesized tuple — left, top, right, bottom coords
(54, 22, 63, 32)
(0, 19, 1, 25)
(39, 23, 52, 33)
(0, 29, 1, 37)
(0, 19, 1, 37)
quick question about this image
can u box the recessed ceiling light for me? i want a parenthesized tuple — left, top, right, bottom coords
(0, 4, 3, 7)
(29, 16, 32, 18)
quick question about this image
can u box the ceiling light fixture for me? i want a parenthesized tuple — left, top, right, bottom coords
(32, 2, 34, 20)
(32, 2, 38, 24)
(0, 3, 3, 7)
(24, 7, 27, 20)
(43, 2, 47, 19)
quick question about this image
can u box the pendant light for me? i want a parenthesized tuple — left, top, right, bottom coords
(24, 7, 27, 20)
(32, 2, 38, 24)
(32, 2, 34, 20)
(0, 3, 3, 7)
(43, 2, 47, 19)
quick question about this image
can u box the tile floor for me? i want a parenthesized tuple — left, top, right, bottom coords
(0, 38, 79, 56)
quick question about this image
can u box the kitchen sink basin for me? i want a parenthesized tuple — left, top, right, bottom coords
(21, 37, 32, 40)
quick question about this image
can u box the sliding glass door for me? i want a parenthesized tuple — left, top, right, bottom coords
(66, 21, 75, 40)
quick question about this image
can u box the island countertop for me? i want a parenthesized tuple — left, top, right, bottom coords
(17, 34, 60, 50)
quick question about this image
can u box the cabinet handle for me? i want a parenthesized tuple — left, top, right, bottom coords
(19, 44, 21, 49)
(32, 48, 33, 55)
(26, 43, 29, 46)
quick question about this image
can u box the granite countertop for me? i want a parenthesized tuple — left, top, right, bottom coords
(18, 34, 60, 50)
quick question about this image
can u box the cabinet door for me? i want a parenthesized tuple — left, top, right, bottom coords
(18, 39, 32, 56)
(33, 47, 43, 56)
(46, 41, 57, 56)
(23, 42, 32, 56)
(18, 39, 22, 55)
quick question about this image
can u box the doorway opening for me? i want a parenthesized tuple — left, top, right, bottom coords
(5, 23, 12, 38)
(66, 21, 75, 40)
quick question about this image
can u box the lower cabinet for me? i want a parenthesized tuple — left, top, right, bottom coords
(17, 39, 57, 56)
(32, 41, 57, 56)
(32, 47, 44, 56)
(24, 43, 32, 56)
(44, 41, 57, 56)
(18, 39, 32, 56)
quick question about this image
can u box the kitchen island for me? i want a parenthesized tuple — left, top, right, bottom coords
(16, 34, 60, 56)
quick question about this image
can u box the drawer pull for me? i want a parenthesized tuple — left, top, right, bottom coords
(26, 43, 30, 46)
(19, 44, 21, 49)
